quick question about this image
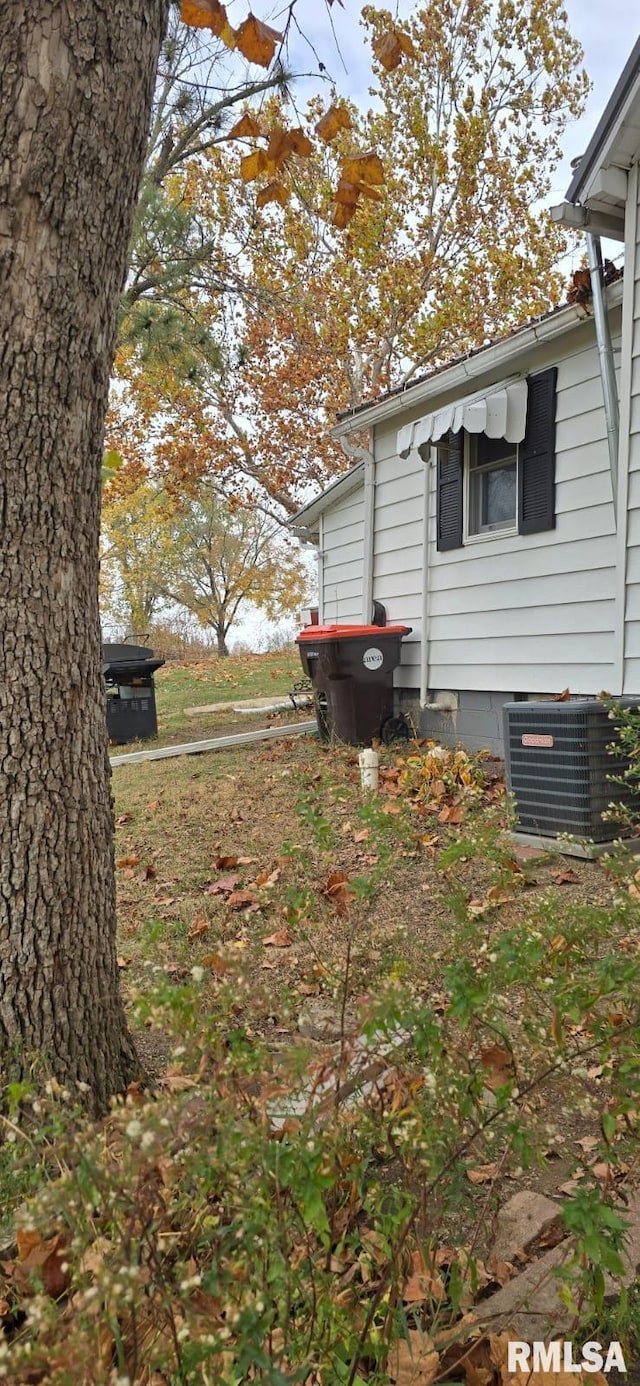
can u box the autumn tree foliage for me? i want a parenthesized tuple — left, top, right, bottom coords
(101, 468, 308, 652)
(156, 482, 308, 654)
(112, 0, 588, 518)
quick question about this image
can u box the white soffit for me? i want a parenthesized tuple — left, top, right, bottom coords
(397, 377, 528, 458)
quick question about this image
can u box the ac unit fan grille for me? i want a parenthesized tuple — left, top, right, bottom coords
(503, 700, 637, 841)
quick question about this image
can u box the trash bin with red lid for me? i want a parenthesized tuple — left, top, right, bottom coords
(296, 619, 412, 745)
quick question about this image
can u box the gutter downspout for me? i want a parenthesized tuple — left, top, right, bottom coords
(420, 449, 431, 709)
(340, 433, 374, 623)
(586, 233, 619, 521)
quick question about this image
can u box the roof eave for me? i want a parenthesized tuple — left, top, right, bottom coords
(332, 289, 625, 438)
(566, 37, 640, 207)
(288, 459, 365, 531)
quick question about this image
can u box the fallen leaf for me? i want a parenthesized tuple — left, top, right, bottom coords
(255, 867, 281, 887)
(353, 828, 370, 843)
(402, 1252, 445, 1305)
(388, 1332, 440, 1385)
(12, 1231, 71, 1299)
(479, 1044, 514, 1091)
(206, 873, 241, 895)
(214, 854, 239, 870)
(263, 926, 293, 948)
(116, 956, 129, 970)
(551, 867, 579, 884)
(187, 913, 209, 940)
(576, 1135, 599, 1153)
(466, 1163, 498, 1185)
(200, 953, 232, 976)
(226, 889, 261, 911)
(146, 799, 161, 811)
(321, 870, 356, 914)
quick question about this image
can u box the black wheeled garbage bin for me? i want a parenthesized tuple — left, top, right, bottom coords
(102, 642, 165, 744)
(296, 620, 412, 746)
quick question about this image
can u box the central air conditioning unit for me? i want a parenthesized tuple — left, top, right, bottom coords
(503, 699, 638, 842)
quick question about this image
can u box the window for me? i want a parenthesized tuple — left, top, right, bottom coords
(467, 434, 517, 536)
(435, 367, 557, 553)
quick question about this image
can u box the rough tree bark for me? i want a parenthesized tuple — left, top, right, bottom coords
(0, 2, 170, 1112)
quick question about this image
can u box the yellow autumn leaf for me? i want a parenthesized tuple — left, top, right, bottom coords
(354, 181, 384, 202)
(333, 199, 359, 229)
(227, 112, 263, 139)
(240, 148, 268, 183)
(235, 14, 282, 68)
(256, 181, 289, 209)
(341, 152, 385, 187)
(315, 104, 353, 143)
(372, 27, 416, 71)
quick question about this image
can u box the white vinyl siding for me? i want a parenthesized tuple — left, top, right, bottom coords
(321, 488, 365, 623)
(316, 312, 624, 700)
(424, 325, 619, 695)
(372, 428, 425, 681)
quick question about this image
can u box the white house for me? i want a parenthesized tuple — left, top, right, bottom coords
(291, 38, 640, 755)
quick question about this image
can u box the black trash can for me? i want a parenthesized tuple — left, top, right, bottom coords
(296, 621, 412, 745)
(102, 642, 165, 745)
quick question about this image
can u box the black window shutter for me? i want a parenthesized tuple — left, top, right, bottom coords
(518, 367, 557, 535)
(436, 429, 464, 551)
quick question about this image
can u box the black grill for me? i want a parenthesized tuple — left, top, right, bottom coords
(102, 642, 165, 744)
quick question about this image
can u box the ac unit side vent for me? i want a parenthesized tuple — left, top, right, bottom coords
(503, 698, 638, 841)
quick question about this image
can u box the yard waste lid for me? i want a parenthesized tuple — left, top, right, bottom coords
(296, 615, 412, 745)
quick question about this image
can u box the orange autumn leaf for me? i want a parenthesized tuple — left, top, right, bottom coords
(315, 104, 353, 142)
(227, 112, 263, 139)
(235, 14, 282, 68)
(335, 179, 361, 208)
(256, 181, 289, 208)
(341, 152, 385, 187)
(287, 127, 313, 158)
(181, 0, 236, 48)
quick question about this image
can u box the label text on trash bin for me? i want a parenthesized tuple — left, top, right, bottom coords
(363, 647, 384, 670)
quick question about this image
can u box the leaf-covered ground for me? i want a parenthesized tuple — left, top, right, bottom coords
(113, 731, 638, 1208)
(2, 729, 640, 1382)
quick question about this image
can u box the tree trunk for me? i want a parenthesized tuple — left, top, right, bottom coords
(0, 1, 170, 1112)
(216, 631, 230, 657)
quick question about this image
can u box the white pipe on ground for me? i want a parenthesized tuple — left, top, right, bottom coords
(359, 748, 379, 791)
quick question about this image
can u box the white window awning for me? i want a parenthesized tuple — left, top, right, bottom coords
(397, 377, 528, 458)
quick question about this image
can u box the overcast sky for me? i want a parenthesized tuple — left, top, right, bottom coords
(230, 0, 638, 205)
